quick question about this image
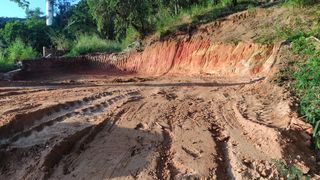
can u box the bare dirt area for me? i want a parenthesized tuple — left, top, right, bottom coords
(0, 75, 318, 180)
(1, 6, 320, 180)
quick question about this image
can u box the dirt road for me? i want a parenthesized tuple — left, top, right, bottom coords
(0, 76, 318, 180)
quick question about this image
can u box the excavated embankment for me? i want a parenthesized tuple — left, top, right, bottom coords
(20, 40, 281, 79)
(1, 8, 319, 179)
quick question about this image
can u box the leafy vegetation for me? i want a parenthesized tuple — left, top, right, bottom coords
(0, 39, 38, 72)
(1, 0, 244, 71)
(273, 160, 310, 180)
(274, 26, 320, 150)
(0, 0, 317, 75)
(68, 34, 121, 56)
(291, 35, 320, 149)
(284, 0, 316, 7)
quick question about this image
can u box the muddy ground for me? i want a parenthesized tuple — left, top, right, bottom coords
(0, 75, 319, 180)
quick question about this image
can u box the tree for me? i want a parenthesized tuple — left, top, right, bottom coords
(9, 0, 29, 10)
(87, 0, 159, 40)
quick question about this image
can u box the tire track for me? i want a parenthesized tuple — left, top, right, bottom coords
(0, 89, 122, 140)
(5, 90, 141, 149)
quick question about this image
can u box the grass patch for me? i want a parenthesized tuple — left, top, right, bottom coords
(155, 0, 258, 38)
(284, 0, 316, 7)
(254, 4, 320, 45)
(291, 35, 320, 149)
(273, 160, 310, 180)
(68, 34, 122, 56)
(276, 27, 320, 150)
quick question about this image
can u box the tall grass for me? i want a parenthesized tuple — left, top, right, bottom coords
(285, 32, 320, 150)
(154, 2, 220, 36)
(68, 34, 122, 56)
(293, 39, 320, 149)
(154, 0, 257, 37)
(284, 0, 315, 7)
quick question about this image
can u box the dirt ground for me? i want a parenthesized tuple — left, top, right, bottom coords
(0, 75, 318, 180)
(1, 5, 320, 180)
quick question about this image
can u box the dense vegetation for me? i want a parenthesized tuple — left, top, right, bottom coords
(0, 0, 250, 73)
(288, 32, 320, 150)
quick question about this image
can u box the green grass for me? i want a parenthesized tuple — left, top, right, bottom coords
(284, 0, 316, 7)
(279, 29, 320, 150)
(292, 36, 320, 149)
(273, 160, 310, 180)
(154, 0, 258, 38)
(68, 34, 122, 56)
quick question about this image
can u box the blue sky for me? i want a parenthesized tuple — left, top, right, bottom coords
(0, 0, 79, 18)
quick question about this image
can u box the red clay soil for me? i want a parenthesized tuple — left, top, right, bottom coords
(116, 41, 280, 77)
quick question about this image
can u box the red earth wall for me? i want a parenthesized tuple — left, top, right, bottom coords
(21, 40, 281, 78)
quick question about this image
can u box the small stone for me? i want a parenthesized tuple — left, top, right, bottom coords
(182, 146, 202, 158)
(135, 123, 148, 130)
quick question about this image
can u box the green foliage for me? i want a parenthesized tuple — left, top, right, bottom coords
(49, 30, 74, 51)
(154, 1, 220, 36)
(0, 50, 14, 72)
(87, 0, 158, 40)
(122, 26, 141, 48)
(68, 34, 122, 56)
(284, 0, 315, 7)
(274, 160, 309, 180)
(0, 16, 51, 52)
(0, 39, 37, 72)
(287, 33, 320, 149)
(9, 0, 29, 10)
(6, 39, 38, 63)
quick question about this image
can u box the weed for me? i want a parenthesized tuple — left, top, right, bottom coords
(284, 0, 315, 7)
(284, 33, 320, 149)
(273, 160, 310, 180)
(68, 34, 122, 56)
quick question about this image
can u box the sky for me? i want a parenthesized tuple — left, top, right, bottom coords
(0, 0, 79, 18)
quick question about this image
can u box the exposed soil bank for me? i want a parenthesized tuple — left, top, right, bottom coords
(20, 40, 280, 80)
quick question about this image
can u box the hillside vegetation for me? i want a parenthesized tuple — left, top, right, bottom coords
(0, 0, 270, 72)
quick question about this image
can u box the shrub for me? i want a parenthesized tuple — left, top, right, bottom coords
(122, 26, 141, 49)
(0, 39, 37, 72)
(6, 39, 38, 63)
(0, 50, 13, 72)
(68, 34, 122, 56)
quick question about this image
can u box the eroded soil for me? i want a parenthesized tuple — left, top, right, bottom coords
(0, 76, 318, 180)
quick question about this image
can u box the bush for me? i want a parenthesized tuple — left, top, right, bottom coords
(6, 39, 38, 63)
(68, 34, 122, 56)
(0, 39, 38, 72)
(0, 51, 13, 72)
(122, 26, 141, 49)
